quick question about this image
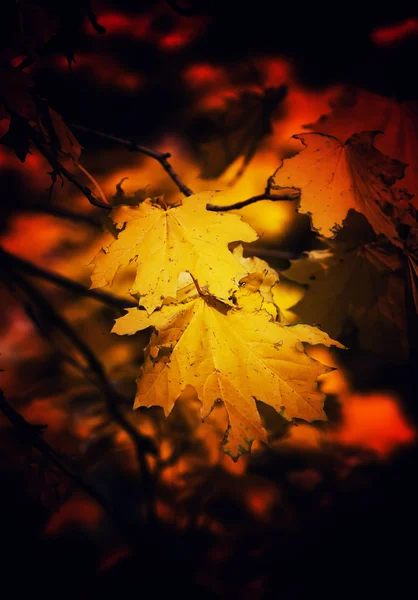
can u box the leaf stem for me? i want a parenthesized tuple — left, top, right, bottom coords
(2, 269, 157, 521)
(206, 189, 300, 212)
(70, 124, 194, 197)
(0, 247, 136, 311)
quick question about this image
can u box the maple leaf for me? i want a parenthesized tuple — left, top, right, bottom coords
(232, 244, 280, 318)
(233, 245, 278, 299)
(406, 253, 418, 314)
(90, 193, 258, 313)
(1, 113, 32, 161)
(280, 232, 408, 360)
(404, 229, 418, 314)
(306, 86, 418, 204)
(0, 63, 81, 167)
(38, 106, 81, 164)
(111, 178, 149, 206)
(273, 131, 409, 246)
(112, 295, 342, 459)
(189, 86, 287, 181)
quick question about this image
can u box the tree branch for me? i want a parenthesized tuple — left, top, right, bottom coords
(0, 247, 136, 311)
(206, 188, 301, 212)
(0, 389, 114, 516)
(3, 270, 157, 521)
(25, 124, 112, 210)
(70, 124, 194, 198)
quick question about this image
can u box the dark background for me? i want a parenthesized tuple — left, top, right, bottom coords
(31, 0, 418, 138)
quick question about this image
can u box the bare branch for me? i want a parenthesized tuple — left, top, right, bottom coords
(206, 188, 301, 212)
(0, 389, 114, 516)
(0, 247, 136, 311)
(26, 124, 112, 210)
(3, 270, 157, 520)
(2, 107, 111, 210)
(70, 124, 194, 198)
(47, 159, 112, 211)
(77, 163, 109, 207)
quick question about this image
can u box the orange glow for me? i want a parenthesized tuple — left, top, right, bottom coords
(183, 64, 228, 90)
(255, 57, 290, 88)
(44, 495, 104, 535)
(53, 54, 143, 92)
(21, 399, 68, 443)
(278, 423, 322, 450)
(0, 118, 10, 139)
(334, 393, 415, 457)
(245, 482, 280, 519)
(97, 546, 132, 573)
(159, 31, 191, 51)
(88, 11, 151, 38)
(0, 144, 52, 188)
(1, 213, 91, 263)
(185, 55, 338, 141)
(88, 8, 208, 52)
(371, 18, 418, 46)
(279, 389, 415, 458)
(287, 469, 322, 491)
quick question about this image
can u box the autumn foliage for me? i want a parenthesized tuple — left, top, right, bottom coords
(1, 2, 418, 598)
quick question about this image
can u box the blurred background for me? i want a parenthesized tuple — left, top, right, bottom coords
(1, 1, 418, 598)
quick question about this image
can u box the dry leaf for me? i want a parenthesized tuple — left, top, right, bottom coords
(90, 192, 258, 313)
(112, 295, 342, 459)
(190, 86, 287, 181)
(273, 131, 409, 246)
(233, 244, 280, 318)
(307, 86, 418, 204)
(282, 241, 408, 360)
(44, 108, 81, 164)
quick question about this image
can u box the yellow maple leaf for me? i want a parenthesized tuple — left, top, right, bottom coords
(232, 244, 280, 319)
(112, 295, 343, 459)
(90, 192, 258, 313)
(273, 131, 407, 246)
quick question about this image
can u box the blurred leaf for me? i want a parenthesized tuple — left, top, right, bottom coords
(281, 219, 408, 360)
(190, 86, 287, 180)
(306, 86, 418, 204)
(273, 131, 413, 247)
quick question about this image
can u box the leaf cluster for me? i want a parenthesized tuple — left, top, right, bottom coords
(91, 193, 342, 458)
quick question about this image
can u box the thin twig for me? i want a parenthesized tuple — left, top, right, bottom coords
(3, 107, 111, 210)
(206, 188, 301, 212)
(0, 247, 136, 311)
(53, 162, 111, 209)
(4, 270, 157, 521)
(26, 123, 112, 210)
(77, 163, 109, 207)
(0, 389, 114, 515)
(70, 124, 194, 197)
